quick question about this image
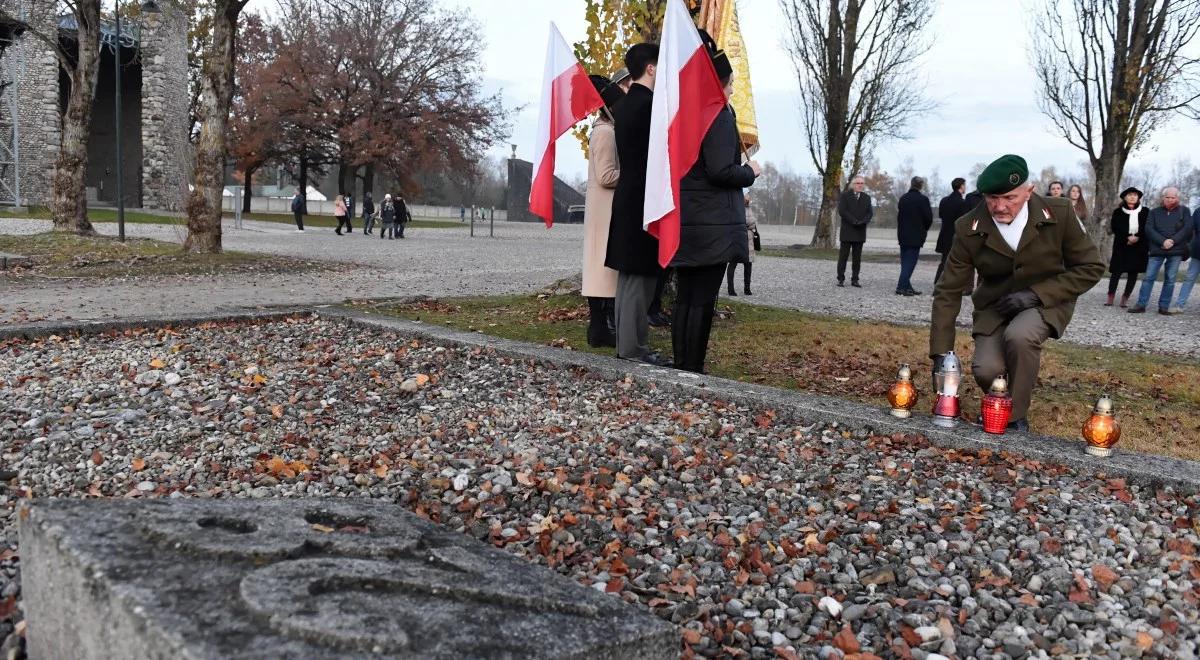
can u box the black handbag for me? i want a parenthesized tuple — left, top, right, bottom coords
(752, 229, 761, 251)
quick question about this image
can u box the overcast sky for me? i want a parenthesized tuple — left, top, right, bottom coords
(430, 0, 1200, 197)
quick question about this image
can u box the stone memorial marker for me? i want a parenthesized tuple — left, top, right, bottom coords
(19, 498, 677, 659)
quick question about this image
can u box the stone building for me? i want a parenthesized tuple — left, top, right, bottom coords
(0, 0, 189, 210)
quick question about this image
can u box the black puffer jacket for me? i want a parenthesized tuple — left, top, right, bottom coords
(671, 107, 756, 267)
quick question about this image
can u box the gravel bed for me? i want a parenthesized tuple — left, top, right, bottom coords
(1, 317, 1199, 659)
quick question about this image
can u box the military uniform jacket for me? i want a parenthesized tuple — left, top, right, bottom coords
(929, 194, 1105, 357)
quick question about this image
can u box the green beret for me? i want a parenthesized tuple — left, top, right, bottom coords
(976, 154, 1029, 195)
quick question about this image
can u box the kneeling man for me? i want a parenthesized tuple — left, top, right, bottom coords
(930, 155, 1104, 432)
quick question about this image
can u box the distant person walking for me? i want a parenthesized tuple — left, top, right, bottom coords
(395, 196, 412, 238)
(333, 194, 351, 235)
(895, 176, 933, 296)
(836, 176, 872, 288)
(935, 177, 970, 284)
(726, 201, 758, 296)
(291, 191, 305, 232)
(1106, 187, 1148, 307)
(345, 192, 355, 227)
(362, 192, 376, 235)
(380, 194, 396, 239)
(1171, 204, 1200, 313)
(1129, 186, 1193, 314)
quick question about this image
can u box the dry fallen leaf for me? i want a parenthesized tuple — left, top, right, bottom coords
(131, 457, 146, 472)
(91, 450, 103, 466)
(149, 358, 165, 369)
(311, 523, 335, 533)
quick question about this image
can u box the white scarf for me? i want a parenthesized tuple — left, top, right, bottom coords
(1122, 205, 1141, 235)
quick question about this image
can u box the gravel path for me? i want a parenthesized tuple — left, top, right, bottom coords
(2, 317, 1198, 658)
(2, 218, 1198, 358)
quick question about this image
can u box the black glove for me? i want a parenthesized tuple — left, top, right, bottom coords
(994, 289, 1041, 318)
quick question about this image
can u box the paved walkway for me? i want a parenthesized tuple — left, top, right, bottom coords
(1, 218, 1196, 357)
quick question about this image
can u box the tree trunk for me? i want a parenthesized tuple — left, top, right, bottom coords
(241, 162, 257, 213)
(1091, 152, 1124, 259)
(184, 0, 245, 253)
(363, 162, 375, 197)
(52, 3, 102, 235)
(338, 161, 355, 196)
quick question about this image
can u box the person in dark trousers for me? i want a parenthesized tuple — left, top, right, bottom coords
(1106, 187, 1149, 307)
(647, 271, 671, 327)
(362, 192, 376, 235)
(896, 176, 933, 295)
(345, 192, 355, 231)
(837, 176, 872, 287)
(935, 177, 970, 284)
(727, 210, 757, 295)
(291, 192, 305, 232)
(605, 43, 670, 366)
(395, 196, 412, 238)
(380, 194, 396, 239)
(333, 194, 351, 235)
(1129, 186, 1194, 314)
(931, 154, 1104, 433)
(671, 52, 760, 373)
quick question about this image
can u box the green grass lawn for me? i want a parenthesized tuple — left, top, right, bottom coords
(0, 232, 328, 279)
(360, 293, 1200, 462)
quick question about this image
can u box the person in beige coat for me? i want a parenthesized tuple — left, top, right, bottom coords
(726, 199, 758, 295)
(583, 74, 625, 348)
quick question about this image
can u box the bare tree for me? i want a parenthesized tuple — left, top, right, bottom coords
(0, 0, 104, 233)
(183, 0, 250, 253)
(779, 0, 934, 248)
(1032, 0, 1200, 253)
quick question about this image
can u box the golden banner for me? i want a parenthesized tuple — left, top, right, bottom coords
(697, 0, 759, 151)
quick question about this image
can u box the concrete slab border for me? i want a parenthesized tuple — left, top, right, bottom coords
(3, 305, 1197, 493)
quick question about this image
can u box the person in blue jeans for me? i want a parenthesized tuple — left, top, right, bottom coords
(1173, 205, 1200, 312)
(895, 176, 933, 295)
(1130, 186, 1194, 315)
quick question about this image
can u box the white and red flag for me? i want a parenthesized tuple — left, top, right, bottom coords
(530, 23, 604, 227)
(643, 0, 727, 266)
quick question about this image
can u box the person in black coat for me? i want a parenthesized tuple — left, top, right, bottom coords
(934, 177, 969, 283)
(395, 196, 412, 238)
(1107, 186, 1150, 307)
(895, 176, 933, 295)
(670, 57, 760, 373)
(361, 192, 376, 235)
(836, 177, 872, 286)
(605, 43, 669, 366)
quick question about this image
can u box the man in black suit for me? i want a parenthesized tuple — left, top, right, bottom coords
(605, 43, 671, 366)
(895, 176, 933, 295)
(836, 176, 872, 287)
(935, 177, 970, 284)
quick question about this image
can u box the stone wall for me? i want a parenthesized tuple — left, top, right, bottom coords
(4, 0, 59, 207)
(139, 3, 189, 211)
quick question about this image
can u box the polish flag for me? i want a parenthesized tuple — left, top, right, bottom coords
(530, 23, 604, 227)
(643, 0, 728, 267)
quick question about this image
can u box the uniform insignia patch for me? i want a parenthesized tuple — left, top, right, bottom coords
(1043, 208, 1051, 220)
(971, 218, 979, 231)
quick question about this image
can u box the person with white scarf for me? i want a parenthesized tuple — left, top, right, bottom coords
(1106, 187, 1150, 307)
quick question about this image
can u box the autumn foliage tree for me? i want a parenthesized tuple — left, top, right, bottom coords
(229, 0, 508, 203)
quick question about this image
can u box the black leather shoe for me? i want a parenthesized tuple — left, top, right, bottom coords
(837, 281, 845, 288)
(641, 352, 673, 367)
(907, 288, 924, 296)
(851, 281, 862, 288)
(1008, 418, 1030, 432)
(744, 288, 752, 295)
(648, 311, 672, 327)
(727, 288, 738, 296)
